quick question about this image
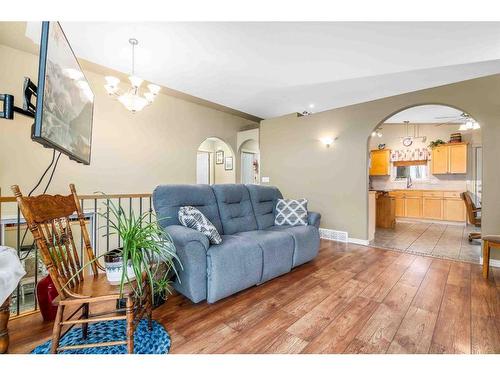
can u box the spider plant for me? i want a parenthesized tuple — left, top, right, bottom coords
(101, 198, 182, 301)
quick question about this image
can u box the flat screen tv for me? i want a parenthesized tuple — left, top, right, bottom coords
(33, 21, 94, 165)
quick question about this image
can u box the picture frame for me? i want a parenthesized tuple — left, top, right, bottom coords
(224, 156, 233, 171)
(215, 150, 224, 164)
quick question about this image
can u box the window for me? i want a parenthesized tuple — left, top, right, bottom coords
(394, 165, 428, 181)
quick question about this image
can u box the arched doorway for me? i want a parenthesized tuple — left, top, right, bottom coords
(368, 104, 482, 263)
(196, 137, 235, 184)
(239, 139, 260, 184)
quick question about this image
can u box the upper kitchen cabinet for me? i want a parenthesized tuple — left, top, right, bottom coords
(369, 149, 391, 176)
(431, 143, 467, 175)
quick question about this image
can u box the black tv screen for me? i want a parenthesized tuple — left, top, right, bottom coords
(33, 21, 94, 165)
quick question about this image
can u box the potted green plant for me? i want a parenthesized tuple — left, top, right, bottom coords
(67, 198, 182, 308)
(101, 199, 182, 307)
(429, 139, 446, 149)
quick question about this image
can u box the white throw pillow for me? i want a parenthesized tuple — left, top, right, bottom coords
(274, 198, 308, 226)
(178, 206, 222, 245)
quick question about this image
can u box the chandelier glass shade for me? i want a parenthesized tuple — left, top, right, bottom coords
(104, 38, 161, 113)
(458, 119, 480, 131)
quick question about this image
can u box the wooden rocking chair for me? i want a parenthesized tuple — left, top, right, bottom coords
(12, 184, 152, 354)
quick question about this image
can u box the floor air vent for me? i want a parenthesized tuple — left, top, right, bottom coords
(319, 228, 348, 243)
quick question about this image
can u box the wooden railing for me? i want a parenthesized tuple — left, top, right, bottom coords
(0, 190, 152, 319)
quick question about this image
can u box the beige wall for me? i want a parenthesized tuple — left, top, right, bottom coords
(0, 44, 255, 198)
(260, 74, 500, 259)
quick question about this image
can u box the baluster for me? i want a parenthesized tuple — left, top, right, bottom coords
(16, 207, 21, 315)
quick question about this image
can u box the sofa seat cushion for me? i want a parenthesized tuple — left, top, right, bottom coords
(234, 230, 294, 283)
(206, 235, 263, 303)
(268, 225, 320, 267)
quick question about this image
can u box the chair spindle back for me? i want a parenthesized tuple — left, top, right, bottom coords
(11, 184, 98, 299)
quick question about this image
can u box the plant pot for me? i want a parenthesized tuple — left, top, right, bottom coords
(104, 248, 136, 285)
(36, 274, 58, 321)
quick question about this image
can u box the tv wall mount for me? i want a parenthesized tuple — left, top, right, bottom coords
(0, 77, 37, 119)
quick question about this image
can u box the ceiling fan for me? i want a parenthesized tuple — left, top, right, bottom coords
(434, 112, 480, 130)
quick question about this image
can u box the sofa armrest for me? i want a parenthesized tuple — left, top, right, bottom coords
(164, 225, 210, 303)
(308, 211, 321, 229)
(165, 225, 210, 252)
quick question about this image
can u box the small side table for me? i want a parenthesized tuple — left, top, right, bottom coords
(482, 235, 500, 279)
(0, 296, 10, 354)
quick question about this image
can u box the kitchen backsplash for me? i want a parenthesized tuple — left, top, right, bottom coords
(371, 174, 469, 191)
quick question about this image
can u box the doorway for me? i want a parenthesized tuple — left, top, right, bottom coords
(196, 151, 210, 184)
(196, 137, 236, 184)
(368, 104, 482, 263)
(238, 138, 260, 184)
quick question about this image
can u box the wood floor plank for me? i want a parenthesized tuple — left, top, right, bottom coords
(429, 262, 472, 354)
(387, 306, 438, 354)
(281, 271, 354, 317)
(471, 264, 500, 319)
(218, 310, 299, 353)
(411, 259, 450, 313)
(345, 277, 421, 353)
(172, 324, 239, 354)
(301, 296, 379, 353)
(261, 331, 309, 354)
(353, 251, 399, 284)
(7, 239, 500, 354)
(471, 315, 500, 353)
(360, 253, 416, 303)
(286, 279, 367, 341)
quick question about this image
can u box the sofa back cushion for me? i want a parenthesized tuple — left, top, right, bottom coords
(153, 184, 223, 234)
(211, 184, 258, 235)
(246, 185, 283, 230)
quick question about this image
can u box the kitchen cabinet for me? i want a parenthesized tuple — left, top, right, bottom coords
(449, 144, 467, 174)
(389, 190, 465, 222)
(369, 149, 391, 176)
(443, 192, 466, 221)
(422, 197, 443, 220)
(376, 193, 395, 229)
(431, 143, 467, 175)
(395, 197, 405, 217)
(404, 191, 422, 218)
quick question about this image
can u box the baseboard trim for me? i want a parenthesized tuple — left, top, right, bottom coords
(348, 237, 370, 246)
(480, 257, 500, 268)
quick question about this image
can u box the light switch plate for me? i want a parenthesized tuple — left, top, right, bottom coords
(262, 176, 270, 183)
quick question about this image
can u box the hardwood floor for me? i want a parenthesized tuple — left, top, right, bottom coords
(7, 239, 500, 354)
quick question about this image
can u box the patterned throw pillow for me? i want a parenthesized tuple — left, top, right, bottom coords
(274, 198, 308, 226)
(178, 206, 222, 245)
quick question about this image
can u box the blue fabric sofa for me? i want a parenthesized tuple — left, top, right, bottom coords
(153, 184, 321, 303)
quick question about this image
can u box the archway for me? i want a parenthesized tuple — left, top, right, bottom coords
(196, 137, 236, 185)
(239, 139, 260, 184)
(367, 104, 482, 263)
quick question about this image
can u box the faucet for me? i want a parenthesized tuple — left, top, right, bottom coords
(406, 175, 413, 189)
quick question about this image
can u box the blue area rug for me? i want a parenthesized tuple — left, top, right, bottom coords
(32, 319, 170, 354)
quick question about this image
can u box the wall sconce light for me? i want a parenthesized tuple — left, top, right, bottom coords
(320, 137, 334, 148)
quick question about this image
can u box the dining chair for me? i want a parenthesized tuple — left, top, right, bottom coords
(11, 184, 152, 354)
(461, 191, 481, 241)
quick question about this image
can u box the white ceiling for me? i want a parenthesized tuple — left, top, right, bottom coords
(26, 22, 500, 119)
(384, 105, 463, 124)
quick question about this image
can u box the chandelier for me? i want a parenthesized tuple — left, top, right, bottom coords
(459, 117, 480, 131)
(104, 38, 161, 113)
